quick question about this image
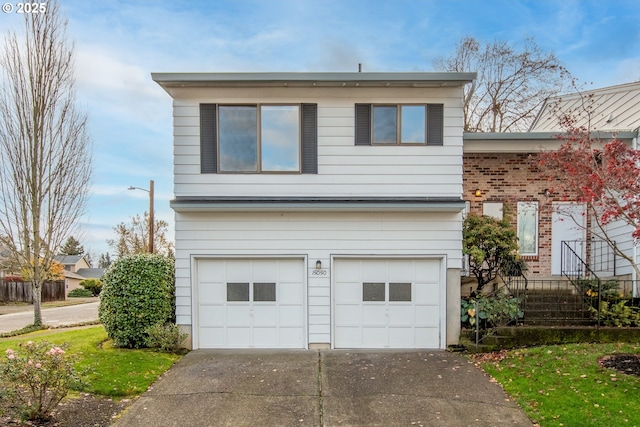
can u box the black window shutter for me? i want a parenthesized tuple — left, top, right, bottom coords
(301, 103, 318, 174)
(355, 104, 371, 146)
(200, 104, 217, 173)
(426, 104, 444, 146)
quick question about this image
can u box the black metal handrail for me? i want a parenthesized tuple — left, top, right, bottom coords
(561, 241, 602, 325)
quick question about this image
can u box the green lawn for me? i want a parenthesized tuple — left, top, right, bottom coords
(0, 326, 182, 397)
(477, 343, 640, 427)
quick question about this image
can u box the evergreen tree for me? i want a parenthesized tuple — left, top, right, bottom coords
(59, 236, 84, 256)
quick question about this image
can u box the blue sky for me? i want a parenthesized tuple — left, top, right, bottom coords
(1, 0, 639, 260)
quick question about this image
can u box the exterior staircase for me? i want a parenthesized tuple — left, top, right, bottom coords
(521, 289, 593, 325)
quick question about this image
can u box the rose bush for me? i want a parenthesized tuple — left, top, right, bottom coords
(0, 340, 80, 421)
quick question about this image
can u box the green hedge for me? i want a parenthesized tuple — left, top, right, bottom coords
(98, 254, 175, 348)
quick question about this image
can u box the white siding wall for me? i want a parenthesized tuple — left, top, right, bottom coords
(603, 218, 634, 276)
(174, 210, 463, 345)
(171, 86, 463, 199)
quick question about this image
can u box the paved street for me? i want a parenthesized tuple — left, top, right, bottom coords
(0, 300, 99, 333)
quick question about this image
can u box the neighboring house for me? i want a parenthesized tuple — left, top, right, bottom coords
(153, 71, 475, 350)
(54, 255, 105, 296)
(463, 81, 640, 286)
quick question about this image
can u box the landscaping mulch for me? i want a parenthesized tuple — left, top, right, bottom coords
(0, 393, 134, 426)
(598, 353, 640, 377)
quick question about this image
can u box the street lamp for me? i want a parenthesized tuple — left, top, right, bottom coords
(128, 179, 155, 253)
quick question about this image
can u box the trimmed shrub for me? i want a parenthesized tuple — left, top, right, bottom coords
(67, 288, 93, 298)
(145, 322, 187, 353)
(79, 278, 102, 296)
(99, 254, 175, 348)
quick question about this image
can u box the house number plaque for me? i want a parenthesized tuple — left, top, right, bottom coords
(312, 269, 328, 276)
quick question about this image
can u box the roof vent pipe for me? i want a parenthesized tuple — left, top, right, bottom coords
(358, 63, 362, 72)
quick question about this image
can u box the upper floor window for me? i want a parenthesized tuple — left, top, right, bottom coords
(356, 103, 443, 146)
(219, 105, 300, 172)
(373, 105, 426, 144)
(199, 103, 317, 174)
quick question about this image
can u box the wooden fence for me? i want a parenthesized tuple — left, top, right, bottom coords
(0, 281, 66, 303)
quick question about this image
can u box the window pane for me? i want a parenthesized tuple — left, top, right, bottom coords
(253, 282, 276, 302)
(227, 283, 250, 301)
(261, 106, 300, 171)
(518, 202, 538, 255)
(219, 106, 258, 172)
(400, 106, 425, 143)
(363, 282, 385, 301)
(372, 106, 397, 144)
(389, 283, 412, 301)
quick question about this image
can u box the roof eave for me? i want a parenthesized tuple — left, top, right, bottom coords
(151, 72, 477, 89)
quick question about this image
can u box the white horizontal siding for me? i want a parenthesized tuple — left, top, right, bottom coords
(170, 86, 463, 199)
(603, 218, 635, 276)
(174, 210, 463, 344)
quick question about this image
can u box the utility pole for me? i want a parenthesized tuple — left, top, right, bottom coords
(128, 179, 155, 253)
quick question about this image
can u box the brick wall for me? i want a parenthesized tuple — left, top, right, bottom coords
(463, 152, 564, 278)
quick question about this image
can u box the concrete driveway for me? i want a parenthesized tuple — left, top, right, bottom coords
(113, 350, 533, 427)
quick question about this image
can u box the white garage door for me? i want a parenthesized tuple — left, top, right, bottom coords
(196, 259, 305, 349)
(334, 258, 442, 349)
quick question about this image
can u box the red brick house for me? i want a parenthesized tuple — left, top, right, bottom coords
(462, 82, 640, 286)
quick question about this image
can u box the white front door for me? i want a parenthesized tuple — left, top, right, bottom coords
(196, 258, 305, 349)
(552, 203, 586, 275)
(333, 258, 442, 349)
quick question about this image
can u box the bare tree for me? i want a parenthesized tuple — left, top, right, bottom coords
(107, 212, 173, 258)
(0, 1, 92, 326)
(434, 36, 572, 132)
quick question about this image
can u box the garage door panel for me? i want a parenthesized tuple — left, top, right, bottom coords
(362, 327, 388, 347)
(415, 260, 440, 279)
(388, 306, 414, 326)
(335, 326, 359, 345)
(362, 305, 387, 324)
(362, 261, 388, 282)
(388, 328, 414, 347)
(225, 261, 252, 281)
(415, 328, 439, 345)
(253, 328, 278, 347)
(279, 306, 304, 326)
(252, 260, 278, 281)
(335, 304, 360, 325)
(253, 305, 278, 326)
(199, 282, 225, 304)
(227, 328, 252, 347)
(197, 259, 305, 349)
(414, 282, 439, 305)
(199, 328, 225, 348)
(334, 258, 442, 349)
(199, 305, 224, 326)
(198, 261, 225, 278)
(415, 307, 440, 326)
(279, 282, 304, 303)
(336, 262, 362, 281)
(279, 328, 304, 347)
(387, 261, 415, 281)
(278, 261, 304, 281)
(334, 281, 360, 302)
(226, 306, 252, 326)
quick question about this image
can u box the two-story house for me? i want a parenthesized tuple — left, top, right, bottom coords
(153, 72, 475, 350)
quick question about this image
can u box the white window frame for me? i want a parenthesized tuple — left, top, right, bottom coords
(517, 201, 539, 256)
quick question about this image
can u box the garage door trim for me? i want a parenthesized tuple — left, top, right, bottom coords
(192, 255, 308, 349)
(331, 255, 446, 349)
